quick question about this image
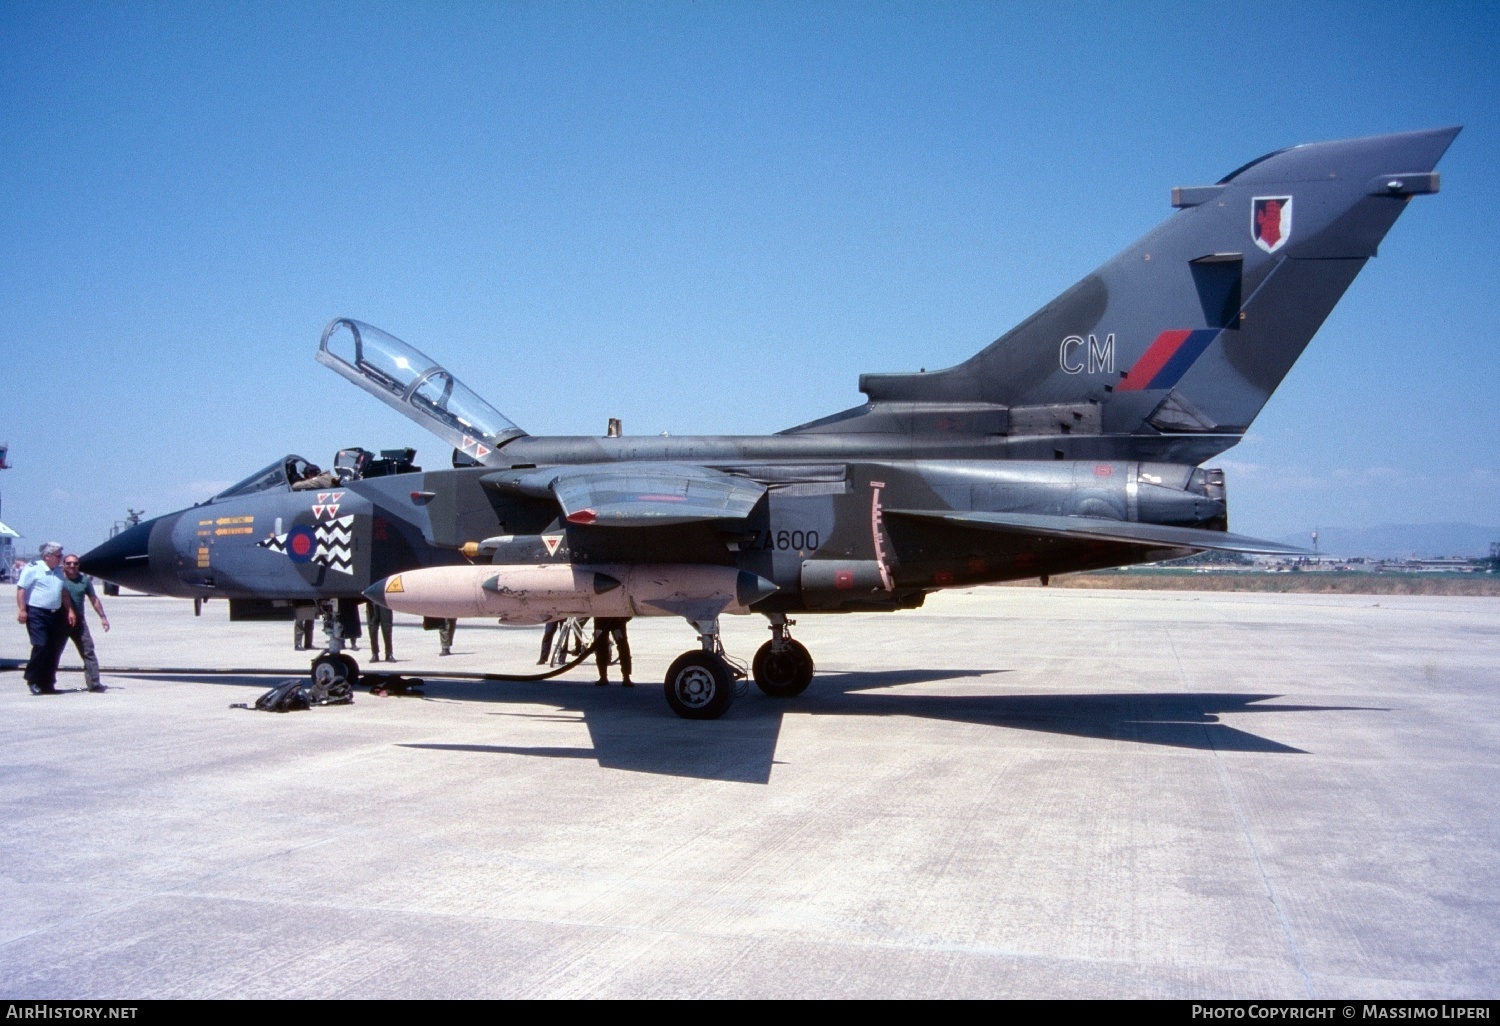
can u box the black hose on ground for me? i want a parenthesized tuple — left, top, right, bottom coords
(467, 638, 603, 682)
(15, 639, 610, 684)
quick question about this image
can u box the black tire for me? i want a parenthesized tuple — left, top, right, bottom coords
(662, 651, 736, 720)
(752, 639, 815, 697)
(311, 653, 348, 688)
(335, 653, 360, 688)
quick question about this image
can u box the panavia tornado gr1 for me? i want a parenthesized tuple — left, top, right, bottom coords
(81, 127, 1457, 718)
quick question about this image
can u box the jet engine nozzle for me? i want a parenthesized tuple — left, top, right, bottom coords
(1135, 463, 1228, 528)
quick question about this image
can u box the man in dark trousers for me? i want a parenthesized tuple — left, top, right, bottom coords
(338, 598, 361, 651)
(538, 618, 560, 665)
(592, 617, 632, 687)
(365, 599, 394, 662)
(424, 616, 457, 655)
(60, 553, 109, 692)
(293, 614, 314, 651)
(14, 542, 75, 695)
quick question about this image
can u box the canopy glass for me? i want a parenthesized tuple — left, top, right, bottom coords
(316, 319, 524, 465)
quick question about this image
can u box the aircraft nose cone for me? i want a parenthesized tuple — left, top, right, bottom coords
(363, 580, 390, 607)
(736, 570, 779, 608)
(78, 518, 159, 591)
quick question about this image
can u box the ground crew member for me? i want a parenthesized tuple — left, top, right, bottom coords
(294, 614, 314, 650)
(60, 553, 109, 692)
(592, 617, 632, 687)
(538, 619, 561, 664)
(365, 599, 394, 662)
(338, 598, 361, 651)
(424, 616, 457, 655)
(14, 542, 74, 695)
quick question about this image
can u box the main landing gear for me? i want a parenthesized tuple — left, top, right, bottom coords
(663, 619, 742, 720)
(308, 599, 359, 701)
(662, 613, 816, 720)
(752, 614, 814, 698)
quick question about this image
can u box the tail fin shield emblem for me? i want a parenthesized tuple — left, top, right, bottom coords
(1252, 196, 1292, 253)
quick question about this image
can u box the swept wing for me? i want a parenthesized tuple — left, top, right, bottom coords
(483, 463, 766, 527)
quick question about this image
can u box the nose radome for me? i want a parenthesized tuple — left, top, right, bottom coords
(78, 517, 159, 592)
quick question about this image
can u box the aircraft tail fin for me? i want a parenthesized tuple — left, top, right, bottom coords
(838, 127, 1458, 452)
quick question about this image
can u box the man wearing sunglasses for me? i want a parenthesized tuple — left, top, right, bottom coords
(15, 542, 75, 695)
(61, 554, 110, 693)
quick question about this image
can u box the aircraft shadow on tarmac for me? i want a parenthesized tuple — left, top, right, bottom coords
(118, 668, 1384, 784)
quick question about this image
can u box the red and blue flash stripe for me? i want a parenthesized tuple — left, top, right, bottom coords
(1118, 329, 1221, 392)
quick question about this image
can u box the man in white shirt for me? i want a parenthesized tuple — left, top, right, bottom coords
(15, 541, 75, 695)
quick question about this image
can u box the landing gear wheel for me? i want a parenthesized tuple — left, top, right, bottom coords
(311, 653, 355, 688)
(663, 651, 736, 720)
(752, 639, 814, 697)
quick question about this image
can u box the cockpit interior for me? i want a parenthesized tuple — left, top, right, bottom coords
(209, 448, 422, 503)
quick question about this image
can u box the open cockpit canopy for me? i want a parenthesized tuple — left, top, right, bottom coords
(211, 455, 316, 501)
(317, 319, 524, 467)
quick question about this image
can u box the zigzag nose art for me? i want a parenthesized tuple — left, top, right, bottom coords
(258, 515, 355, 575)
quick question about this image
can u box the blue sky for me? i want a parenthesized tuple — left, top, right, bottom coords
(2, 0, 1497, 549)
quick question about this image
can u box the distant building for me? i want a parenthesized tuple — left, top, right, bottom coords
(1408, 557, 1481, 572)
(0, 520, 17, 583)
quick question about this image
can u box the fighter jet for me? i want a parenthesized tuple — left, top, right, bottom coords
(81, 127, 1457, 719)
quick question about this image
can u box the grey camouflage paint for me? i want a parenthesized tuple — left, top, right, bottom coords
(82, 128, 1456, 617)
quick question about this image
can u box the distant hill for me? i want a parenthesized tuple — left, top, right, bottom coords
(1275, 523, 1500, 559)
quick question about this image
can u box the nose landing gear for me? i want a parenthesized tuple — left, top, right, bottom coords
(309, 600, 359, 700)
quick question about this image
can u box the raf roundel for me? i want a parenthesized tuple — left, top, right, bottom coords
(285, 525, 318, 563)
